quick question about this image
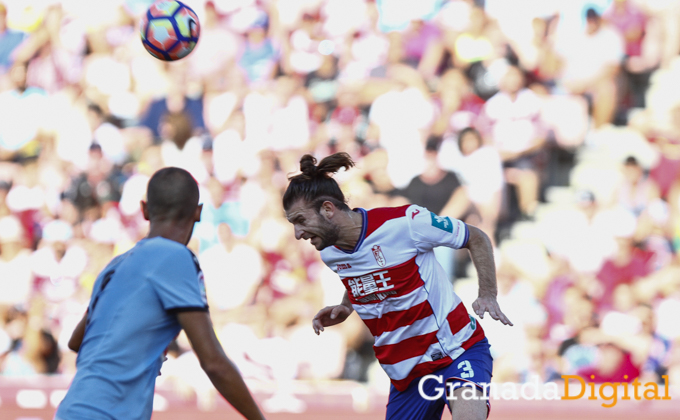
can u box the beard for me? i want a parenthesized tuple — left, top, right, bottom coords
(314, 217, 341, 250)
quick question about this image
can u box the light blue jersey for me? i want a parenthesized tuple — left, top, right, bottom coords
(56, 237, 208, 420)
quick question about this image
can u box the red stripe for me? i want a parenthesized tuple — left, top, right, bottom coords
(390, 358, 453, 392)
(342, 257, 424, 304)
(374, 330, 439, 365)
(461, 322, 485, 350)
(363, 300, 434, 337)
(364, 205, 409, 238)
(446, 302, 473, 336)
(388, 327, 486, 392)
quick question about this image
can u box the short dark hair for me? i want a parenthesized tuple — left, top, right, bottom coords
(283, 153, 354, 212)
(624, 155, 639, 166)
(425, 136, 442, 153)
(586, 7, 600, 21)
(146, 167, 199, 221)
(458, 127, 483, 150)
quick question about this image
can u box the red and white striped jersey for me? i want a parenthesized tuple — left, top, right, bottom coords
(320, 204, 485, 391)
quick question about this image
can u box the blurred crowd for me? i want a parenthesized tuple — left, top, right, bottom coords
(1, 0, 680, 407)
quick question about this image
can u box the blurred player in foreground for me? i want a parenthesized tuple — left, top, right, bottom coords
(55, 167, 265, 420)
(283, 153, 512, 420)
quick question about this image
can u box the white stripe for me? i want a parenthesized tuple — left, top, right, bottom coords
(373, 314, 438, 347)
(380, 342, 446, 381)
(381, 354, 421, 381)
(415, 251, 461, 324)
(437, 314, 475, 355)
(353, 285, 428, 320)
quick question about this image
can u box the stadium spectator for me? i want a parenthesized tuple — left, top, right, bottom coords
(604, 0, 660, 111)
(30, 219, 87, 304)
(199, 223, 262, 311)
(395, 136, 469, 281)
(0, 62, 46, 162)
(450, 5, 507, 100)
(478, 64, 546, 220)
(194, 176, 250, 249)
(0, 2, 27, 72)
(396, 137, 468, 219)
(553, 7, 624, 128)
(304, 53, 340, 117)
(14, 4, 83, 94)
(1, 298, 61, 375)
(440, 127, 504, 246)
(366, 64, 434, 189)
(243, 75, 310, 157)
(509, 15, 562, 86)
(594, 217, 655, 314)
(237, 10, 279, 87)
(139, 83, 206, 141)
(399, 18, 442, 73)
(430, 68, 485, 137)
(615, 155, 660, 217)
(0, 215, 32, 309)
(187, 1, 239, 92)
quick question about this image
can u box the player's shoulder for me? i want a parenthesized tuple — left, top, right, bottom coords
(401, 204, 430, 223)
(363, 205, 413, 237)
(140, 237, 196, 265)
(365, 205, 411, 222)
(365, 204, 434, 226)
(407, 205, 467, 234)
(143, 236, 187, 250)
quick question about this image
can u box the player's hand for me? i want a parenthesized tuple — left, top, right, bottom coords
(312, 305, 352, 335)
(472, 295, 513, 326)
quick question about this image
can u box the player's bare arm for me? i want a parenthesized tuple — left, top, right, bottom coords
(464, 224, 513, 326)
(178, 311, 266, 420)
(68, 310, 88, 352)
(312, 290, 353, 335)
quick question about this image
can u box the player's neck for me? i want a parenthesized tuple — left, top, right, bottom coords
(335, 210, 363, 250)
(146, 220, 194, 246)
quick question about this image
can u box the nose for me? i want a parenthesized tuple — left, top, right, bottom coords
(294, 225, 304, 240)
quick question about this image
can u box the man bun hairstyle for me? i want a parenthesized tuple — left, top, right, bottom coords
(146, 167, 200, 222)
(283, 153, 355, 212)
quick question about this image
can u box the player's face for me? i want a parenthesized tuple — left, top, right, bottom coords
(286, 200, 340, 251)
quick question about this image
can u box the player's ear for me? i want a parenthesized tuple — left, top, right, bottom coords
(321, 201, 334, 219)
(194, 204, 203, 222)
(140, 200, 150, 221)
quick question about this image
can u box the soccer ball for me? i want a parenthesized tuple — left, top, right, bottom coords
(140, 1, 200, 61)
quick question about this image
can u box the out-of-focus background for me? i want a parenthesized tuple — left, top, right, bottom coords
(1, 0, 680, 418)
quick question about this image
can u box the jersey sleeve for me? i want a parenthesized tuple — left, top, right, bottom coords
(149, 246, 208, 313)
(406, 205, 469, 252)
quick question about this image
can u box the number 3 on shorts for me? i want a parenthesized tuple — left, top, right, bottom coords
(458, 360, 475, 379)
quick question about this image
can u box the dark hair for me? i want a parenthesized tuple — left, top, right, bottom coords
(41, 329, 61, 374)
(425, 135, 442, 153)
(586, 7, 600, 21)
(146, 167, 199, 221)
(624, 155, 639, 166)
(458, 127, 483, 150)
(283, 153, 355, 212)
(161, 111, 193, 149)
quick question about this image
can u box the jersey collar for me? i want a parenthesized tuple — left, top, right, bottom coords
(334, 208, 367, 254)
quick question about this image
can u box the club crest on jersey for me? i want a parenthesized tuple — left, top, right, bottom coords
(372, 245, 386, 267)
(430, 212, 453, 233)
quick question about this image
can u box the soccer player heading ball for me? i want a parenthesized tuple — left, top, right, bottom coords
(56, 167, 265, 420)
(283, 153, 512, 420)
